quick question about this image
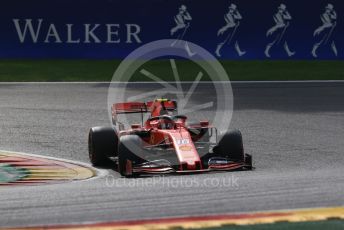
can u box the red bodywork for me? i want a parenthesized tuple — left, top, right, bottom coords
(112, 99, 249, 174)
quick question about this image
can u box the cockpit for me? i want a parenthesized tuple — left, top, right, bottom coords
(147, 114, 187, 130)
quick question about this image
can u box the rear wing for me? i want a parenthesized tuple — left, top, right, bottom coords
(113, 102, 148, 114)
(111, 99, 177, 124)
(112, 100, 177, 114)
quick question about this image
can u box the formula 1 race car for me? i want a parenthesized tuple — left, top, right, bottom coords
(88, 99, 252, 177)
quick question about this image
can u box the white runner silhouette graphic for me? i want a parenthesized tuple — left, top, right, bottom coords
(170, 5, 196, 57)
(265, 4, 295, 58)
(312, 4, 338, 58)
(215, 3, 246, 57)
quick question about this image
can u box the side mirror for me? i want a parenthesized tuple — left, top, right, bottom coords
(200, 120, 209, 127)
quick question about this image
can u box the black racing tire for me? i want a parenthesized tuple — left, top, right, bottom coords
(88, 126, 118, 166)
(118, 135, 143, 177)
(245, 154, 253, 170)
(217, 130, 245, 162)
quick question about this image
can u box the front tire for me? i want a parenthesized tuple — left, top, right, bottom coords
(244, 154, 253, 170)
(216, 130, 245, 162)
(118, 135, 143, 177)
(88, 126, 118, 166)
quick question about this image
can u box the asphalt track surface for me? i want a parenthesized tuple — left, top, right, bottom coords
(0, 82, 344, 228)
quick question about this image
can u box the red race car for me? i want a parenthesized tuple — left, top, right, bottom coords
(88, 99, 252, 177)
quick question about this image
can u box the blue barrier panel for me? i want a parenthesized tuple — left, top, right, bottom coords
(1, 0, 343, 59)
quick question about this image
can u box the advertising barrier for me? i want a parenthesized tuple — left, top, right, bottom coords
(1, 0, 343, 59)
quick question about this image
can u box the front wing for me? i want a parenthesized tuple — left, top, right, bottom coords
(131, 156, 253, 175)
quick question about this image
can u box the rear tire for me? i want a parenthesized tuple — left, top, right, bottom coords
(88, 126, 118, 166)
(216, 130, 244, 162)
(118, 135, 143, 177)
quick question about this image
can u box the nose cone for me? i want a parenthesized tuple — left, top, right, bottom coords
(170, 130, 202, 170)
